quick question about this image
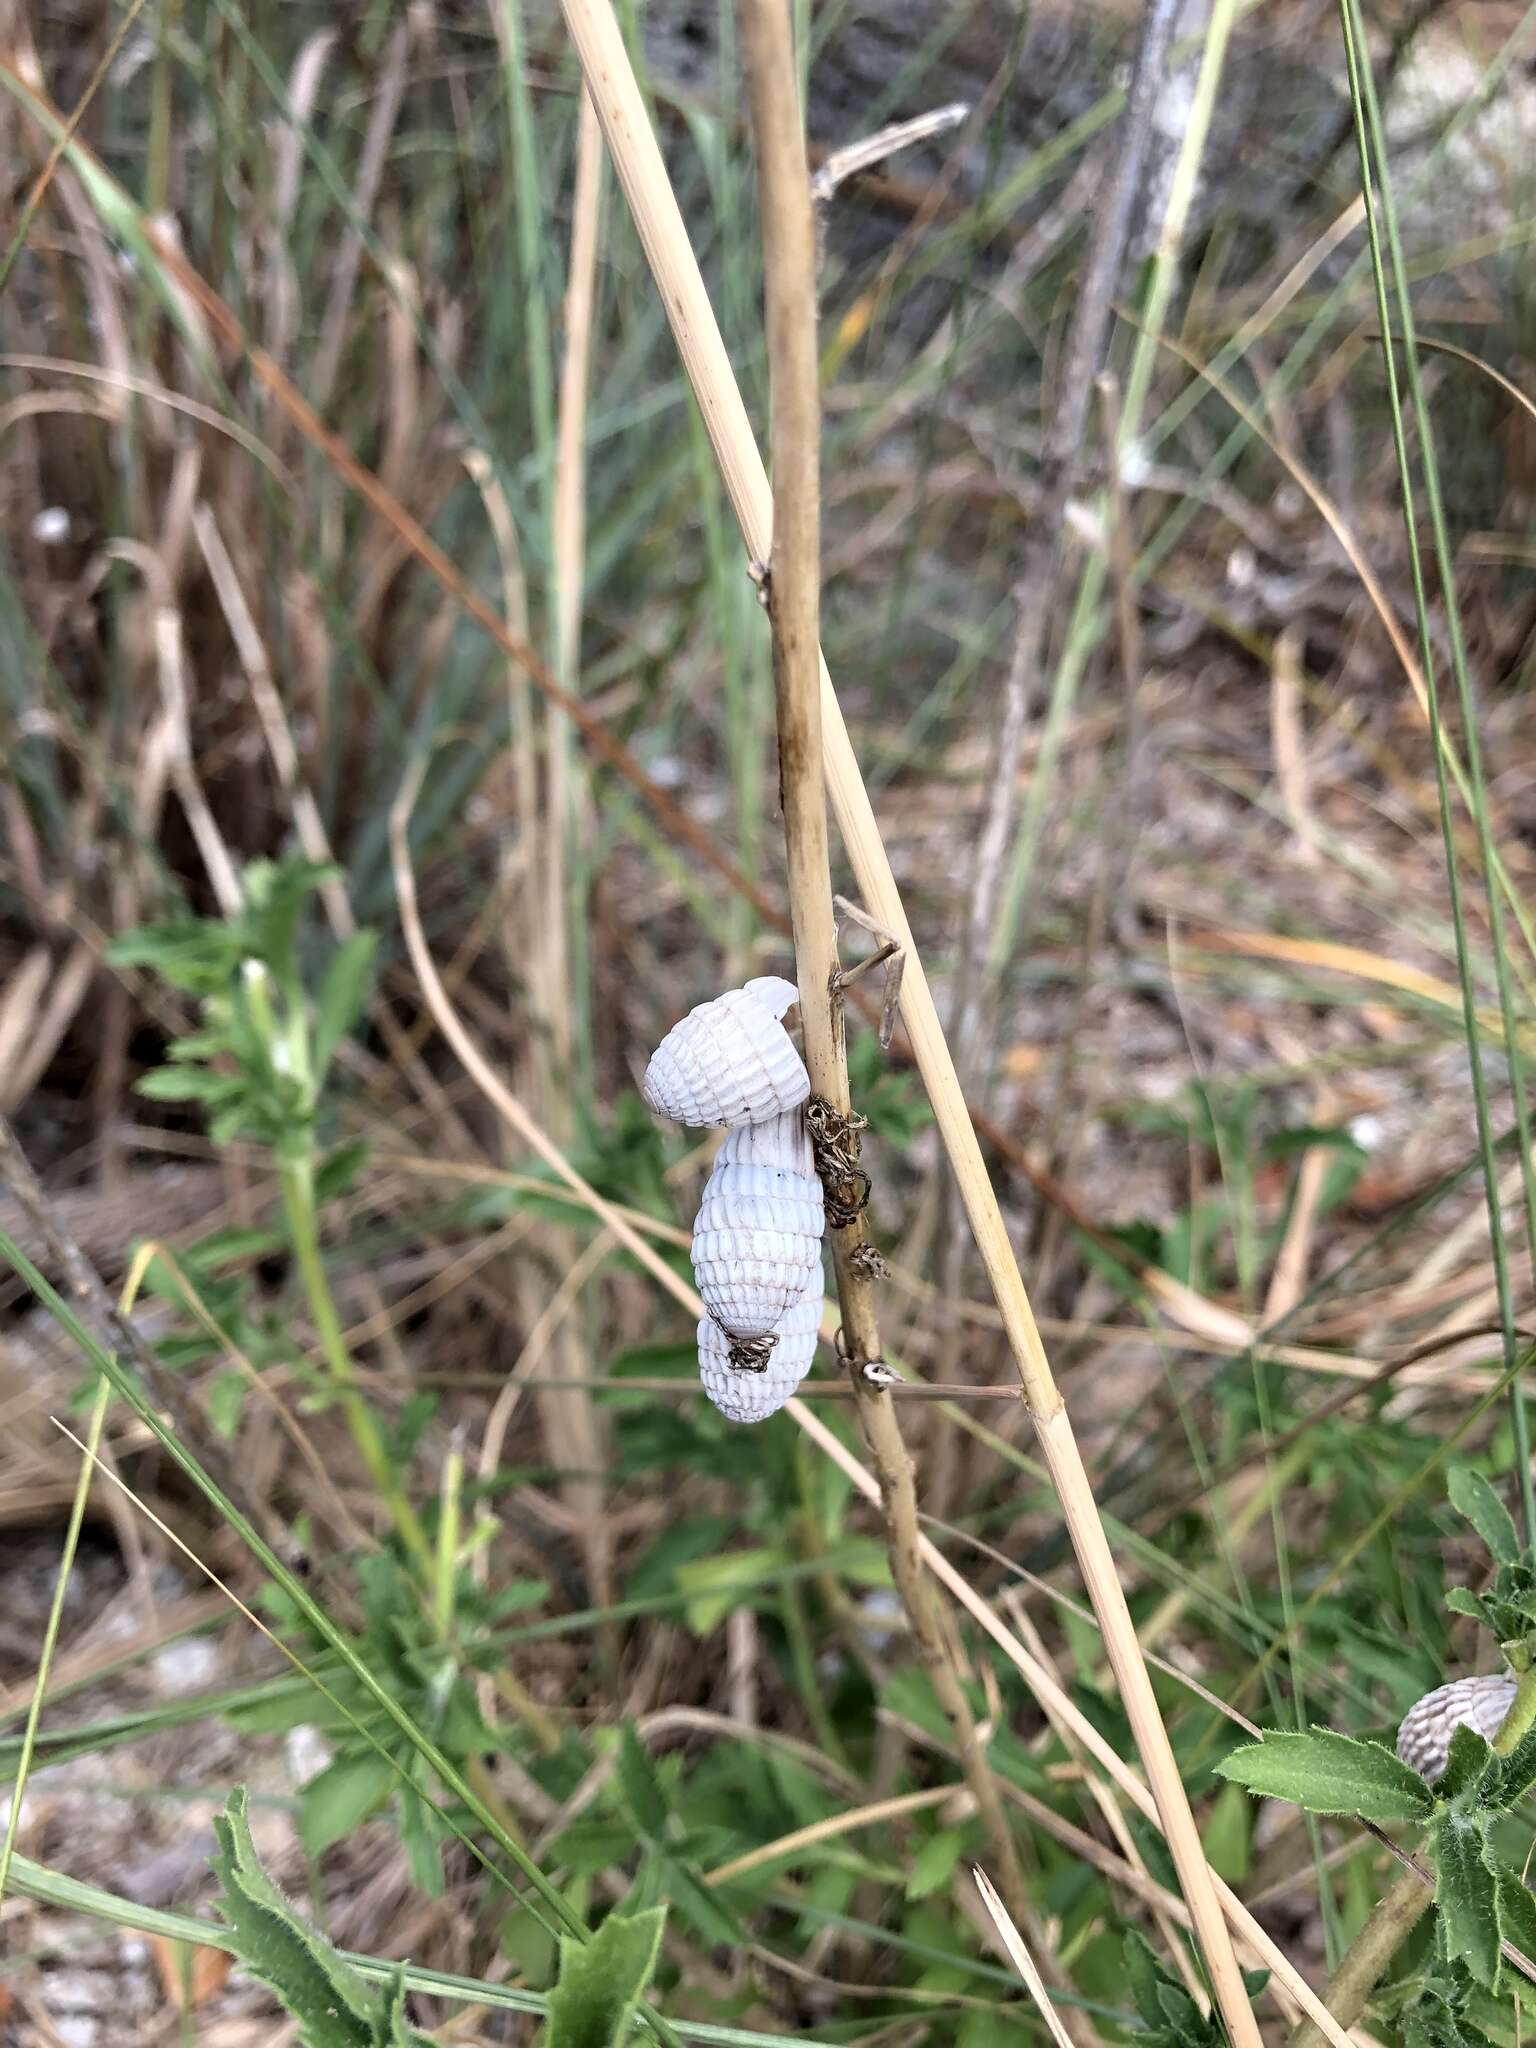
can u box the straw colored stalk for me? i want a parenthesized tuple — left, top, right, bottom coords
(737, 0, 1046, 1968)
(553, 3, 1261, 2038)
(540, 83, 613, 1627)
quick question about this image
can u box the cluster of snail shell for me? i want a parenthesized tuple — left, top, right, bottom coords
(642, 977, 824, 1425)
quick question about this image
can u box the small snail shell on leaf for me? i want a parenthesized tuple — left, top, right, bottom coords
(642, 977, 809, 1129)
(699, 1293, 821, 1424)
(691, 1150, 825, 1338)
(1396, 1672, 1518, 1782)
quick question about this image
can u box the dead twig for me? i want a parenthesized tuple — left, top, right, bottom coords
(738, 0, 1078, 2007)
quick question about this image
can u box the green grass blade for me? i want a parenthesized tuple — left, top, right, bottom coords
(1336, 0, 1536, 1542)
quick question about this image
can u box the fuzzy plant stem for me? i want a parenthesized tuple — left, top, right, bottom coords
(736, 0, 1046, 1960)
(1289, 1664, 1536, 2046)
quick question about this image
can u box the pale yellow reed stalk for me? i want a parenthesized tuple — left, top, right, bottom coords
(555, 3, 1263, 2036)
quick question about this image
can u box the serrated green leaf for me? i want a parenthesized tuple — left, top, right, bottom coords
(1216, 1730, 1435, 1821)
(1434, 1812, 1502, 1990)
(905, 1827, 965, 1900)
(1450, 1470, 1521, 1566)
(544, 1907, 665, 2048)
(210, 1788, 396, 2044)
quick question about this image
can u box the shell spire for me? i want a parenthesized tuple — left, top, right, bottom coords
(642, 979, 809, 1129)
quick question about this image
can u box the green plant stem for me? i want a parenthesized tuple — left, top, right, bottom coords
(277, 1153, 430, 1573)
(1288, 1866, 1432, 2048)
(1288, 1664, 1536, 2046)
(0, 1374, 111, 1902)
(156, 1146, 564, 1791)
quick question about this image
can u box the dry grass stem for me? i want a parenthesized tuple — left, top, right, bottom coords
(972, 1866, 1083, 2048)
(558, 1, 1265, 2033)
(541, 78, 612, 1627)
(740, 0, 1040, 1955)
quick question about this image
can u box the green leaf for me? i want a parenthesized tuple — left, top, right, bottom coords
(1450, 1469, 1521, 1567)
(207, 1368, 248, 1440)
(661, 1856, 742, 1948)
(108, 919, 242, 994)
(544, 1907, 665, 2048)
(675, 1546, 791, 1634)
(1119, 1929, 1227, 2045)
(1440, 1723, 1496, 1804)
(315, 1139, 372, 1204)
(313, 932, 377, 1081)
(1124, 1930, 1167, 2029)
(299, 1749, 396, 1856)
(1216, 1730, 1435, 1821)
(1496, 1870, 1536, 1983)
(383, 1966, 427, 2046)
(1484, 1725, 1536, 1809)
(1433, 1812, 1502, 1991)
(1446, 1588, 1499, 1629)
(906, 1827, 966, 1900)
(1202, 1777, 1252, 1883)
(616, 1725, 670, 1843)
(210, 1787, 430, 2044)
(135, 1065, 244, 1105)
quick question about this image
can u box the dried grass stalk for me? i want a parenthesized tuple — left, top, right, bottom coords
(556, 1, 1263, 2035)
(738, 0, 1050, 1977)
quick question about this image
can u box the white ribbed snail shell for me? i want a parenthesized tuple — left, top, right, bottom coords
(691, 1130, 825, 1338)
(642, 977, 808, 1128)
(699, 1293, 821, 1424)
(1396, 1672, 1518, 1782)
(716, 1105, 815, 1178)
